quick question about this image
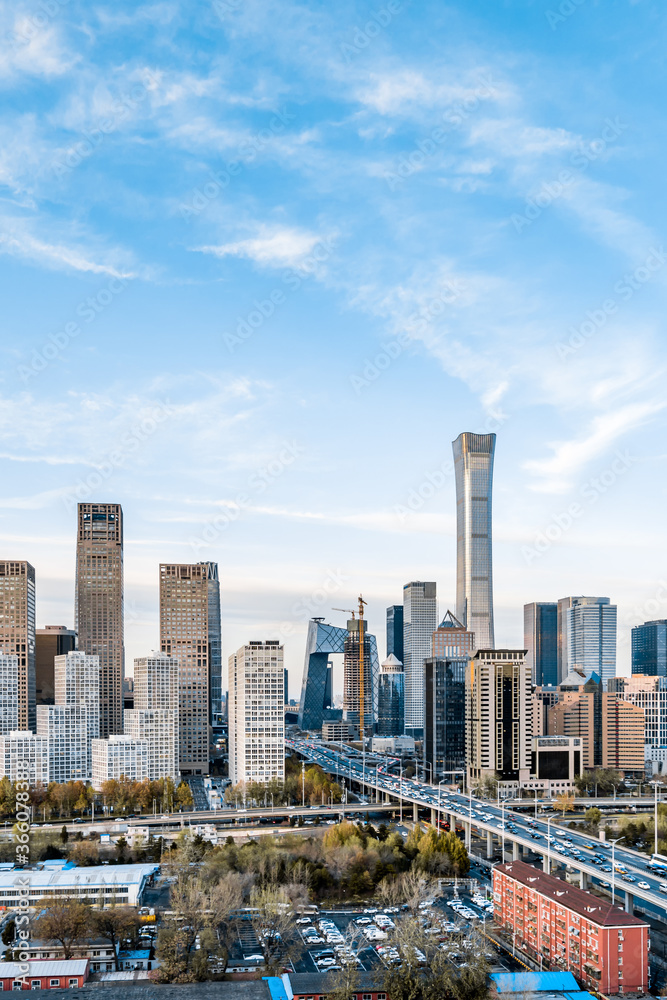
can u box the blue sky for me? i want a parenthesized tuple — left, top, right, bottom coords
(1, 0, 666, 693)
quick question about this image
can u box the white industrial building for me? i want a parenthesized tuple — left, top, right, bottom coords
(228, 640, 285, 786)
(0, 731, 49, 784)
(91, 735, 149, 790)
(0, 862, 158, 907)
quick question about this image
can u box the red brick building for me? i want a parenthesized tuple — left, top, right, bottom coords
(494, 861, 649, 994)
(0, 959, 89, 990)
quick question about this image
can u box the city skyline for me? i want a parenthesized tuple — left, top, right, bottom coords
(1, 2, 666, 695)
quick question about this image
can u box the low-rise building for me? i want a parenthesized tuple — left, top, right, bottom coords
(0, 959, 89, 990)
(280, 972, 386, 1000)
(371, 735, 415, 754)
(493, 860, 649, 994)
(25, 938, 117, 973)
(0, 863, 157, 909)
(0, 731, 49, 785)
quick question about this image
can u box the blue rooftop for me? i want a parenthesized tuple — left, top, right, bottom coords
(491, 972, 580, 993)
(264, 977, 289, 1000)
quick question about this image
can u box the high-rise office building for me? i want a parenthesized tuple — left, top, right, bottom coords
(343, 617, 374, 738)
(91, 735, 149, 790)
(524, 603, 558, 686)
(377, 654, 404, 737)
(54, 651, 100, 775)
(36, 704, 89, 783)
(466, 649, 531, 790)
(0, 561, 36, 732)
(632, 620, 667, 676)
(602, 694, 645, 777)
(453, 432, 496, 649)
(0, 731, 49, 785)
(35, 626, 77, 706)
(228, 641, 284, 786)
(568, 597, 616, 685)
(0, 654, 18, 735)
(386, 605, 404, 664)
(531, 685, 559, 737)
(75, 504, 124, 738)
(403, 581, 437, 738)
(557, 596, 616, 684)
(432, 610, 475, 659)
(608, 675, 667, 747)
(123, 653, 179, 782)
(424, 656, 466, 781)
(206, 563, 223, 729)
(284, 668, 289, 705)
(159, 562, 221, 775)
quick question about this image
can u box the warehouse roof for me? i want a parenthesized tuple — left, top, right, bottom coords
(496, 861, 649, 927)
(491, 972, 579, 993)
(0, 863, 157, 888)
(0, 960, 88, 978)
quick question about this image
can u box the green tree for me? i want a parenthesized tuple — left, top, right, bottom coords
(60, 824, 69, 844)
(585, 807, 602, 828)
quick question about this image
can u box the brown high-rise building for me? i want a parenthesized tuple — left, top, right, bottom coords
(36, 626, 77, 705)
(75, 504, 124, 738)
(159, 563, 220, 775)
(0, 561, 36, 731)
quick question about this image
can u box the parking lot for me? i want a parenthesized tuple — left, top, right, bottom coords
(292, 879, 499, 975)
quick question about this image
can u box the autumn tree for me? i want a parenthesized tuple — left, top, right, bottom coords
(555, 792, 575, 818)
(92, 907, 139, 970)
(35, 899, 91, 960)
(175, 781, 194, 811)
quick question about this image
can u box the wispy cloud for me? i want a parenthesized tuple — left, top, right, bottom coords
(195, 224, 324, 268)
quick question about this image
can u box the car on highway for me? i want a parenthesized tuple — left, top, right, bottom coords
(621, 874, 636, 883)
(637, 881, 651, 889)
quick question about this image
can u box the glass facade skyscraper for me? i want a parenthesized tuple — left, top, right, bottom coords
(563, 597, 616, 686)
(403, 581, 437, 738)
(524, 602, 558, 686)
(386, 605, 404, 664)
(424, 656, 466, 780)
(377, 654, 404, 736)
(453, 432, 495, 649)
(632, 620, 667, 676)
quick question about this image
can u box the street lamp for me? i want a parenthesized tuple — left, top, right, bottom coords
(438, 779, 445, 833)
(650, 781, 660, 858)
(609, 837, 623, 907)
(301, 761, 306, 809)
(546, 815, 552, 874)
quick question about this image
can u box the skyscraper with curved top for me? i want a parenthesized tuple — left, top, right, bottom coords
(453, 432, 496, 649)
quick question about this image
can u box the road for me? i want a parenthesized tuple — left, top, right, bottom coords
(287, 737, 667, 923)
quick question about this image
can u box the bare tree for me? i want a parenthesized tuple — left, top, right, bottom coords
(34, 899, 91, 960)
(250, 882, 302, 973)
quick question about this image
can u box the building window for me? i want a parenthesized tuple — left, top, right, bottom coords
(12, 983, 24, 991)
(68, 980, 78, 988)
(31, 983, 41, 990)
(50, 980, 61, 987)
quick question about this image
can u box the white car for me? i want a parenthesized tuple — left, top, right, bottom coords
(296, 917, 311, 925)
(637, 881, 651, 890)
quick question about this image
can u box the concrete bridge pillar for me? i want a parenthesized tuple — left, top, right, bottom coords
(465, 822, 471, 850)
(431, 808, 437, 827)
(580, 871, 588, 891)
(512, 841, 520, 861)
(486, 831, 494, 859)
(542, 854, 550, 873)
(450, 813, 457, 833)
(624, 892, 633, 914)
(413, 801, 418, 823)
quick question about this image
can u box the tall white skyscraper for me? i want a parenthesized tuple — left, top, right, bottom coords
(0, 654, 19, 735)
(403, 582, 437, 738)
(229, 641, 284, 786)
(124, 654, 179, 782)
(453, 432, 496, 649)
(54, 651, 100, 774)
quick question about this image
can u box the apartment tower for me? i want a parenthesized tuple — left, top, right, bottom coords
(124, 653, 179, 782)
(403, 581, 437, 738)
(228, 640, 285, 786)
(453, 432, 496, 649)
(0, 561, 36, 732)
(159, 562, 221, 775)
(524, 602, 558, 686)
(466, 649, 531, 791)
(75, 504, 124, 737)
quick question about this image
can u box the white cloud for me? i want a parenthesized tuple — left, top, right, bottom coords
(0, 216, 138, 278)
(524, 400, 666, 493)
(195, 225, 324, 268)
